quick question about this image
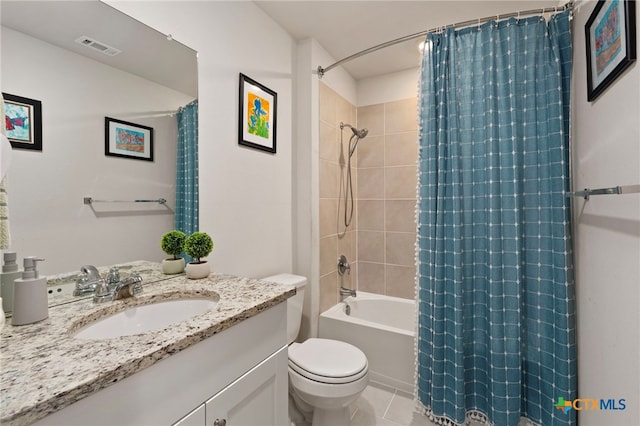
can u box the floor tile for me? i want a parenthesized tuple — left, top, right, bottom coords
(384, 391, 434, 426)
(352, 382, 396, 418)
(352, 408, 403, 426)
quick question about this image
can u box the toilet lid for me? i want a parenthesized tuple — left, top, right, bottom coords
(289, 338, 368, 381)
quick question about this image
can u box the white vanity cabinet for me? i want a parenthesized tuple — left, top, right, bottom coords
(175, 347, 288, 426)
(174, 405, 205, 426)
(33, 302, 288, 426)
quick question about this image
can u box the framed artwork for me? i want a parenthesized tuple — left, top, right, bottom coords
(585, 0, 637, 101)
(2, 93, 42, 151)
(238, 73, 277, 153)
(105, 117, 154, 161)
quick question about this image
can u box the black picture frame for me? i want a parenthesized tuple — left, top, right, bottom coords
(105, 117, 154, 161)
(585, 0, 637, 101)
(2, 93, 43, 151)
(238, 73, 277, 154)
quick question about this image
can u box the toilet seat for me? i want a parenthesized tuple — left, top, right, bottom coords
(289, 338, 368, 384)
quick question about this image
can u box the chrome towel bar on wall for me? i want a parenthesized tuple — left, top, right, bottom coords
(565, 184, 640, 200)
(83, 197, 167, 205)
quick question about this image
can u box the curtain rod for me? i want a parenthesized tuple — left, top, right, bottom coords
(317, 1, 573, 78)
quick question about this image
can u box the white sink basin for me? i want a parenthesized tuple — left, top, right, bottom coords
(72, 298, 217, 340)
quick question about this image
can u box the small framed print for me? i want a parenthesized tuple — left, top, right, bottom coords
(585, 0, 637, 101)
(238, 73, 277, 153)
(3, 93, 42, 151)
(105, 117, 154, 161)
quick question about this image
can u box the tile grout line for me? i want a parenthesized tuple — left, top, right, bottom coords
(381, 388, 398, 420)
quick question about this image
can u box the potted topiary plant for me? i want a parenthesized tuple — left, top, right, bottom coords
(184, 231, 214, 279)
(160, 230, 186, 274)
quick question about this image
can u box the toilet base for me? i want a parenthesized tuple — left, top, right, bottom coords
(312, 406, 351, 426)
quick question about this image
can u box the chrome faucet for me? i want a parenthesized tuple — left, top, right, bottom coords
(93, 271, 143, 304)
(337, 255, 356, 298)
(73, 265, 102, 296)
(340, 286, 356, 297)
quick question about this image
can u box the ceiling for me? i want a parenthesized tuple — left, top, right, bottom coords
(255, 0, 563, 80)
(1, 0, 198, 98)
(1, 1, 564, 87)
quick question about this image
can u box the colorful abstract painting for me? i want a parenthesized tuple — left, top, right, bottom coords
(2, 93, 42, 151)
(246, 92, 270, 139)
(115, 127, 146, 153)
(239, 73, 277, 153)
(4, 101, 32, 142)
(585, 0, 636, 101)
(105, 117, 154, 161)
(594, 1, 622, 76)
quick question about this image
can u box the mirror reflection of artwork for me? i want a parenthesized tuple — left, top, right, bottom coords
(2, 93, 42, 151)
(5, 102, 31, 141)
(105, 117, 154, 161)
(116, 128, 146, 153)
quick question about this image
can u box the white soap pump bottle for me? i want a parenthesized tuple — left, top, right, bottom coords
(1, 251, 22, 314)
(12, 257, 48, 326)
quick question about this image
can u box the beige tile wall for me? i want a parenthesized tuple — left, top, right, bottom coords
(318, 83, 357, 314)
(356, 98, 418, 300)
(319, 82, 417, 309)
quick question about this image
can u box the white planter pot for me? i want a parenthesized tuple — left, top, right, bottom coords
(185, 261, 210, 279)
(162, 258, 185, 275)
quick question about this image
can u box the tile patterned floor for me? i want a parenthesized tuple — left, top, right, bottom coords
(292, 381, 487, 426)
(350, 382, 487, 426)
(350, 382, 436, 426)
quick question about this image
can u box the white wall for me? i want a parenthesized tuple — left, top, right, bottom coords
(357, 67, 420, 107)
(106, 1, 295, 279)
(572, 1, 640, 424)
(1, 26, 193, 275)
(295, 38, 357, 338)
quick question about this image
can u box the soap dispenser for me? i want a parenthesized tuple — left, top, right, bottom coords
(1, 251, 22, 314)
(12, 257, 48, 326)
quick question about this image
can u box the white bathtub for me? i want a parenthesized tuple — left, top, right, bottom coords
(318, 292, 415, 394)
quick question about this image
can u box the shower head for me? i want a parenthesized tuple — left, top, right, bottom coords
(341, 122, 368, 140)
(354, 127, 368, 139)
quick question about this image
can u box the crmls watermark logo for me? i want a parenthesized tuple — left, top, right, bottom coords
(555, 397, 626, 413)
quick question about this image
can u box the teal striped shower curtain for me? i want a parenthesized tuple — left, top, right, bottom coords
(416, 10, 576, 426)
(176, 100, 199, 239)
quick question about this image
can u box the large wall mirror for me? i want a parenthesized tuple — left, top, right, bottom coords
(1, 1, 198, 285)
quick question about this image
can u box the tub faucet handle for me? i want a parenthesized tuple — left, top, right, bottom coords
(338, 254, 351, 276)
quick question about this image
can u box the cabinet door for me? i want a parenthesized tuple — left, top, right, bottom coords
(205, 347, 287, 426)
(173, 404, 205, 426)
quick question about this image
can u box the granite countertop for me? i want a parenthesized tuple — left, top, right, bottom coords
(0, 271, 295, 426)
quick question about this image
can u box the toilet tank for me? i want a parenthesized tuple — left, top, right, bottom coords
(262, 274, 307, 344)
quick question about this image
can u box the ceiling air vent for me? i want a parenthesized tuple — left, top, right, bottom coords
(74, 36, 121, 56)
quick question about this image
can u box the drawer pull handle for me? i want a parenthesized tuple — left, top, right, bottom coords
(214, 419, 227, 426)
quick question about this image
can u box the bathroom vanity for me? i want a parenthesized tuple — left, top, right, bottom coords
(0, 269, 295, 426)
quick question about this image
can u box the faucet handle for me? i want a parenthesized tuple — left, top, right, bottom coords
(106, 266, 120, 289)
(337, 255, 351, 276)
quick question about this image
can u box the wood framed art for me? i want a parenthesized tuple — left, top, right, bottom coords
(105, 117, 154, 161)
(2, 93, 43, 151)
(585, 0, 637, 101)
(238, 73, 277, 153)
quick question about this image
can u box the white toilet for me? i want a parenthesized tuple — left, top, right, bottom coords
(263, 274, 369, 426)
